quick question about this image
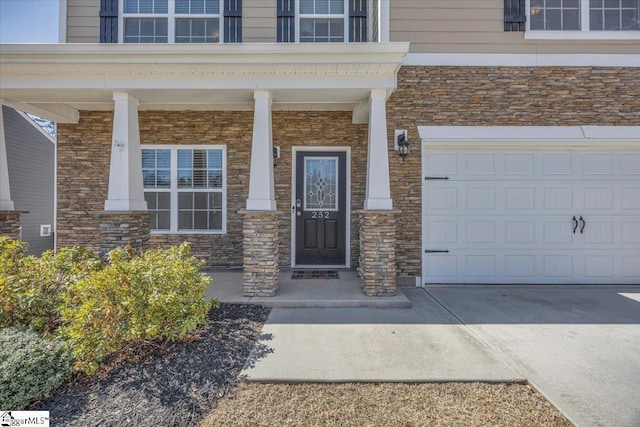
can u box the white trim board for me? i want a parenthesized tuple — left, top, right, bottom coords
(418, 126, 640, 151)
(404, 53, 640, 67)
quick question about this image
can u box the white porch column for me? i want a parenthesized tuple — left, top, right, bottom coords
(364, 89, 393, 210)
(104, 93, 147, 211)
(246, 90, 277, 211)
(0, 99, 15, 211)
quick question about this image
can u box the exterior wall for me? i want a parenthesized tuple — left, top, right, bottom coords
(386, 66, 640, 277)
(3, 107, 55, 255)
(66, 0, 100, 43)
(57, 110, 367, 268)
(57, 67, 640, 274)
(243, 0, 277, 42)
(390, 0, 640, 54)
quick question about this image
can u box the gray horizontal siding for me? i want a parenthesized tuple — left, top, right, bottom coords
(3, 106, 55, 255)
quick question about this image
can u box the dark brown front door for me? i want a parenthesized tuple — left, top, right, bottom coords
(295, 151, 347, 265)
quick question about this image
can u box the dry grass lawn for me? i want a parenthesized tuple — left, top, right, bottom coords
(201, 382, 572, 427)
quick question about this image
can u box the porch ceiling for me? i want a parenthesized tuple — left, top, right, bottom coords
(0, 43, 409, 122)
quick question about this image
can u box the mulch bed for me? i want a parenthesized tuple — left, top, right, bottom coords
(32, 304, 270, 427)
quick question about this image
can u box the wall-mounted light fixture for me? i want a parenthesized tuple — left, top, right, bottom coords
(394, 130, 410, 162)
(273, 146, 280, 167)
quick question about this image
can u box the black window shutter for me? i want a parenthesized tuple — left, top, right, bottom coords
(99, 0, 118, 43)
(504, 0, 526, 31)
(349, 0, 367, 42)
(224, 0, 242, 43)
(277, 0, 295, 42)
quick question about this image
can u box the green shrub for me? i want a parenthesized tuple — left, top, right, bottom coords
(61, 243, 214, 374)
(0, 327, 74, 409)
(0, 237, 101, 335)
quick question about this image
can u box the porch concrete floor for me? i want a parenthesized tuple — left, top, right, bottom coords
(205, 269, 412, 308)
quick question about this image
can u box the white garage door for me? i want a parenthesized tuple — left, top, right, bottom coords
(422, 145, 640, 285)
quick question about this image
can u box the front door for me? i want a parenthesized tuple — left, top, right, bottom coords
(295, 151, 347, 265)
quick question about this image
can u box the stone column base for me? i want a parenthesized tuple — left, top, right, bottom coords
(240, 210, 280, 297)
(96, 211, 151, 258)
(0, 211, 27, 240)
(358, 210, 399, 296)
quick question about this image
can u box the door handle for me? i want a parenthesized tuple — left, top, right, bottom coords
(579, 216, 586, 234)
(572, 216, 578, 234)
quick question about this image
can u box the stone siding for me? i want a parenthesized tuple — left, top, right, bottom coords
(386, 66, 640, 277)
(55, 67, 640, 276)
(98, 211, 151, 257)
(358, 210, 398, 296)
(0, 211, 24, 240)
(241, 211, 279, 296)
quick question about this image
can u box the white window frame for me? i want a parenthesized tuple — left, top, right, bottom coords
(141, 144, 227, 235)
(119, 0, 224, 44)
(525, 0, 640, 39)
(295, 0, 350, 43)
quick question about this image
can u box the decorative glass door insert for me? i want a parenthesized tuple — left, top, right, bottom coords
(304, 157, 338, 211)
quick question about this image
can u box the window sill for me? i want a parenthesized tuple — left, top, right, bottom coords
(524, 31, 640, 40)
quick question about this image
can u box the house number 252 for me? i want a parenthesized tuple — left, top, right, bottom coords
(312, 211, 330, 219)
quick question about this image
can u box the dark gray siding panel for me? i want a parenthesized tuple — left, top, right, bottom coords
(3, 106, 55, 255)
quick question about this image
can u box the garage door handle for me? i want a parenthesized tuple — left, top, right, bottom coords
(579, 216, 586, 234)
(572, 216, 578, 234)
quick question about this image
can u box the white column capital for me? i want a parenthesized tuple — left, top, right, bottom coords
(370, 88, 387, 100)
(112, 92, 139, 106)
(253, 90, 272, 101)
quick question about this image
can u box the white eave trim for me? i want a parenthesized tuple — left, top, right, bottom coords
(0, 43, 410, 66)
(404, 53, 640, 67)
(419, 126, 640, 150)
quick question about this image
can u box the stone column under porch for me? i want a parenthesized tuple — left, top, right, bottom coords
(358, 210, 399, 296)
(97, 211, 151, 258)
(240, 210, 280, 297)
(0, 211, 26, 240)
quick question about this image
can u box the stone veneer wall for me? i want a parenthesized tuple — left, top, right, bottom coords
(386, 66, 640, 277)
(57, 110, 368, 268)
(56, 67, 640, 274)
(0, 211, 23, 240)
(358, 210, 398, 296)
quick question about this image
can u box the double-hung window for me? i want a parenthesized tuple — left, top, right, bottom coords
(122, 0, 222, 43)
(298, 0, 348, 42)
(527, 0, 639, 35)
(142, 146, 226, 234)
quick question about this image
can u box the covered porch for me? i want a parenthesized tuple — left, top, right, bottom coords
(0, 42, 410, 297)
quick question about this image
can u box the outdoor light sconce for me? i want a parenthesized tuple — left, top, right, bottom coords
(273, 146, 280, 167)
(394, 130, 410, 162)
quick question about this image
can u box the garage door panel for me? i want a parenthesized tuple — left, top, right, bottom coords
(620, 154, 640, 175)
(423, 150, 640, 285)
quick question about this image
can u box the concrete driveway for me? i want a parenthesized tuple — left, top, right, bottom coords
(241, 286, 640, 427)
(427, 286, 640, 427)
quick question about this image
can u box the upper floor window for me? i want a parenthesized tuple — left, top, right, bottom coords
(528, 0, 639, 33)
(122, 0, 222, 43)
(298, 0, 347, 42)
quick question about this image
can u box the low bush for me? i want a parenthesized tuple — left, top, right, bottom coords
(0, 237, 101, 335)
(0, 327, 74, 410)
(61, 243, 214, 374)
